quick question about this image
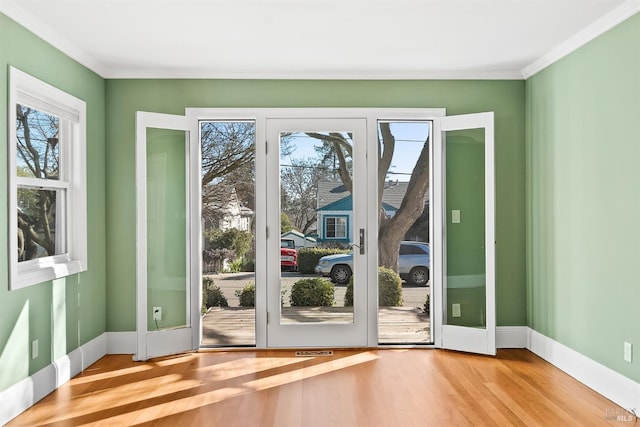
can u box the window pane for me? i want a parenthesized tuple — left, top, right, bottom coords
(335, 217, 346, 238)
(16, 104, 60, 180)
(326, 217, 336, 237)
(17, 188, 63, 261)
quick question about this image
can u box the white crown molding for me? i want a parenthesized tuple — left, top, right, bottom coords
(102, 67, 526, 81)
(522, 0, 640, 79)
(0, 0, 110, 78)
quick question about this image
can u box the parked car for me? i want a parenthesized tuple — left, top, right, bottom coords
(314, 241, 430, 286)
(280, 238, 298, 271)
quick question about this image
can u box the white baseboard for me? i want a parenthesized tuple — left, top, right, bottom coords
(496, 326, 529, 348)
(0, 333, 107, 426)
(528, 329, 640, 413)
(106, 331, 136, 354)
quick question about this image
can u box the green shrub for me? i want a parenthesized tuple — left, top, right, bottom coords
(202, 277, 229, 310)
(344, 266, 403, 307)
(205, 228, 253, 260)
(344, 279, 354, 307)
(378, 267, 403, 307)
(228, 258, 244, 273)
(235, 282, 255, 307)
(297, 247, 351, 274)
(290, 278, 335, 306)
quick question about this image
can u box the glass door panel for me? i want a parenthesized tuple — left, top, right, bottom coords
(440, 112, 495, 355)
(267, 118, 368, 347)
(147, 128, 188, 331)
(376, 120, 433, 344)
(280, 131, 354, 324)
(199, 120, 256, 347)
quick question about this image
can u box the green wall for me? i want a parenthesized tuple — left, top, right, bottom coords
(106, 79, 526, 331)
(526, 13, 640, 381)
(0, 14, 106, 392)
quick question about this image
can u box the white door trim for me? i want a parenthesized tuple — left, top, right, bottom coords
(186, 108, 446, 348)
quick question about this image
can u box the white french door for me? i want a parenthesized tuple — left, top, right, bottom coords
(134, 111, 201, 361)
(435, 112, 496, 355)
(133, 107, 495, 356)
(265, 118, 372, 347)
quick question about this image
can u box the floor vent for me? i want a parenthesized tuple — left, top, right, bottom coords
(295, 350, 334, 357)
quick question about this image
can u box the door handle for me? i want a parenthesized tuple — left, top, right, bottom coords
(359, 228, 365, 255)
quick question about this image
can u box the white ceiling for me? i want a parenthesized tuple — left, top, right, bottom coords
(1, 0, 638, 79)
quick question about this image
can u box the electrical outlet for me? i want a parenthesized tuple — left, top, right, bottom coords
(452, 303, 461, 318)
(32, 339, 38, 359)
(452, 210, 461, 224)
(624, 342, 632, 363)
(153, 307, 162, 321)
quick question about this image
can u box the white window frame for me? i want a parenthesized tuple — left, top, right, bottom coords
(8, 67, 87, 290)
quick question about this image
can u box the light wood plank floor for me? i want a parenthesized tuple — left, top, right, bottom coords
(7, 349, 632, 426)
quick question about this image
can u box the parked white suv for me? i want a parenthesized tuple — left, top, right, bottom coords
(315, 241, 430, 286)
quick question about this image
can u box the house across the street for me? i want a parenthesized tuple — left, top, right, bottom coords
(316, 180, 429, 245)
(280, 229, 317, 249)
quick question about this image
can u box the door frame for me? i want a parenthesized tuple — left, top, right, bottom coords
(187, 108, 445, 348)
(185, 107, 494, 352)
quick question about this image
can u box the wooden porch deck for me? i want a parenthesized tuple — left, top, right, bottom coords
(202, 306, 431, 346)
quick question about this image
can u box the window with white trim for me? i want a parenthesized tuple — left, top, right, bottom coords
(325, 216, 347, 239)
(8, 67, 87, 290)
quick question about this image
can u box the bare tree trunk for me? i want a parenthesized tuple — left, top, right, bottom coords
(38, 191, 55, 255)
(306, 126, 430, 274)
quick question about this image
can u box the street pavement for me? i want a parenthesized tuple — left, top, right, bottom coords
(207, 271, 430, 309)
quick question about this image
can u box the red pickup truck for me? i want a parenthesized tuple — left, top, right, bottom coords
(280, 238, 298, 272)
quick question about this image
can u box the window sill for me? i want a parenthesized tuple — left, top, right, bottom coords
(11, 259, 86, 290)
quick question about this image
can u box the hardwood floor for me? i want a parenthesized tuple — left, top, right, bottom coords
(7, 349, 630, 426)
